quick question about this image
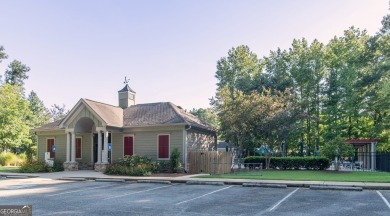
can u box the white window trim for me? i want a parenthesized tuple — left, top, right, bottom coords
(46, 137, 55, 159)
(123, 134, 135, 157)
(76, 136, 82, 160)
(157, 134, 170, 160)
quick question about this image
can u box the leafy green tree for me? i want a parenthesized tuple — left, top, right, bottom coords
(215, 86, 296, 157)
(0, 46, 7, 62)
(189, 108, 219, 128)
(320, 136, 354, 170)
(24, 91, 50, 161)
(5, 60, 30, 87)
(288, 38, 326, 152)
(0, 45, 8, 83)
(28, 91, 50, 127)
(263, 48, 293, 93)
(215, 45, 262, 97)
(0, 84, 32, 152)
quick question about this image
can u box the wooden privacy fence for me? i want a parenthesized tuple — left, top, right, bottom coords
(188, 151, 232, 174)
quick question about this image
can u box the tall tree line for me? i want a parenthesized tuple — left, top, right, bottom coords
(0, 46, 68, 160)
(214, 14, 390, 157)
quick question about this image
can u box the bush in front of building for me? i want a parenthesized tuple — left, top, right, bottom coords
(19, 161, 51, 173)
(105, 155, 153, 176)
(52, 159, 64, 172)
(170, 148, 182, 173)
(244, 156, 330, 170)
(153, 160, 171, 173)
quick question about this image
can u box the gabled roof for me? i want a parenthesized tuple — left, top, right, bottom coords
(35, 99, 216, 133)
(83, 99, 123, 127)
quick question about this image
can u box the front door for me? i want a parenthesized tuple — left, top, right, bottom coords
(93, 133, 98, 163)
(93, 133, 111, 163)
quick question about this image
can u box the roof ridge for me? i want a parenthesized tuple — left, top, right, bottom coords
(168, 102, 190, 125)
(83, 98, 121, 109)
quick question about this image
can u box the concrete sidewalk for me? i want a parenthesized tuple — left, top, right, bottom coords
(1, 170, 390, 190)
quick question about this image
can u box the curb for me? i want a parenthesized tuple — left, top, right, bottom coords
(1, 174, 38, 179)
(186, 181, 224, 186)
(242, 182, 287, 188)
(310, 185, 363, 191)
(137, 180, 171, 184)
(95, 178, 125, 183)
(5, 175, 30, 179)
(361, 186, 390, 190)
(58, 177, 87, 181)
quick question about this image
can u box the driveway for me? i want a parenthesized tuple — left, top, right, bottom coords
(1, 178, 389, 215)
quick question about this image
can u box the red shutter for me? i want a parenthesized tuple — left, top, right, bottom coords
(76, 138, 82, 159)
(158, 135, 169, 159)
(124, 136, 133, 156)
(47, 139, 55, 158)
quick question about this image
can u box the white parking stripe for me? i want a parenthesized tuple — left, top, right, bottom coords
(104, 185, 172, 200)
(175, 186, 233, 205)
(377, 191, 390, 209)
(47, 184, 110, 197)
(269, 188, 299, 211)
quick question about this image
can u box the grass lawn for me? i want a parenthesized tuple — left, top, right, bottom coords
(0, 166, 20, 173)
(198, 170, 390, 183)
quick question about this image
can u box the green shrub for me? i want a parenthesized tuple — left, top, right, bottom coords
(19, 161, 51, 173)
(154, 160, 171, 173)
(244, 156, 330, 170)
(52, 159, 64, 172)
(0, 152, 25, 166)
(170, 148, 182, 173)
(105, 155, 153, 176)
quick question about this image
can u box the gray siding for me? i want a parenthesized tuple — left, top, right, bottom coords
(37, 132, 92, 163)
(37, 133, 67, 162)
(111, 126, 185, 163)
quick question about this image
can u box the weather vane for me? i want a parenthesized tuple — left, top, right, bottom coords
(124, 76, 130, 84)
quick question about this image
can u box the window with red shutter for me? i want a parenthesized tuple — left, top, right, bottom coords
(158, 135, 169, 159)
(124, 136, 134, 156)
(76, 138, 82, 159)
(47, 139, 55, 158)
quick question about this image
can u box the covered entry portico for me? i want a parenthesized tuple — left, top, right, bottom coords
(60, 99, 123, 171)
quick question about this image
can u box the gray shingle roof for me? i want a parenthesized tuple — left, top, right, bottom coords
(35, 119, 63, 130)
(35, 100, 216, 133)
(84, 99, 123, 127)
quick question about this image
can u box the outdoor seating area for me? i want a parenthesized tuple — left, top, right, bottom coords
(329, 160, 365, 171)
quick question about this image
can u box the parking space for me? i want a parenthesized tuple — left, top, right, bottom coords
(1, 179, 389, 215)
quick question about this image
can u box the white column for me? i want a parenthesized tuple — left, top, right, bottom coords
(97, 131, 102, 163)
(71, 132, 76, 162)
(102, 131, 109, 163)
(66, 132, 71, 162)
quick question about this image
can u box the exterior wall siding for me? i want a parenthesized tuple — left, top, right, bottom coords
(37, 133, 67, 162)
(111, 132, 123, 162)
(111, 126, 185, 162)
(37, 132, 92, 164)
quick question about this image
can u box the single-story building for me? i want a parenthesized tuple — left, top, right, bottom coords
(34, 84, 217, 172)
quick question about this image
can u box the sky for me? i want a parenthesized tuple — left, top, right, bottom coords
(0, 0, 389, 111)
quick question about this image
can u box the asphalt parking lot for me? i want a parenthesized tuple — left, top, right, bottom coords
(1, 178, 390, 216)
